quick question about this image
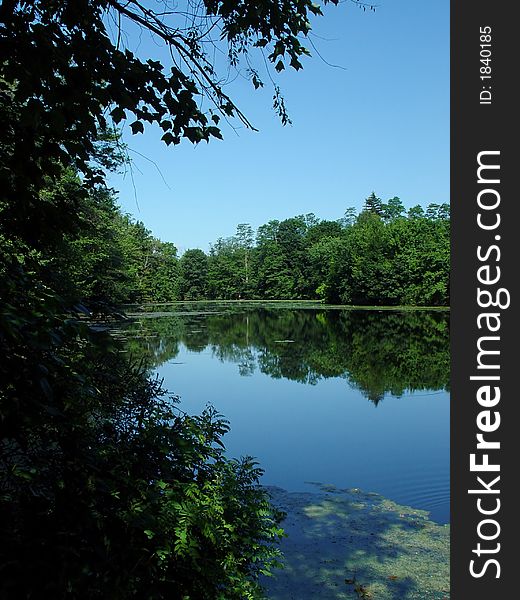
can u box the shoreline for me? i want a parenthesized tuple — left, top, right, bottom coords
(121, 299, 450, 310)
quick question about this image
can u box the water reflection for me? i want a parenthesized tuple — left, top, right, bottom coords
(123, 307, 450, 404)
(121, 306, 450, 523)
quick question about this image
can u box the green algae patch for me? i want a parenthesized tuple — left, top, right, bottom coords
(263, 485, 449, 600)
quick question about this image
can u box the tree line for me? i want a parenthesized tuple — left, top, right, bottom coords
(70, 190, 450, 307)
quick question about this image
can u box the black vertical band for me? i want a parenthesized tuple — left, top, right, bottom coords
(451, 1, 518, 597)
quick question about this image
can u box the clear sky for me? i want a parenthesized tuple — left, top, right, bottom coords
(107, 0, 449, 253)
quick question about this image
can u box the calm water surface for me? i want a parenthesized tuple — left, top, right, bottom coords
(124, 305, 450, 523)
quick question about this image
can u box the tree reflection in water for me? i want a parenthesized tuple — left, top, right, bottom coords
(121, 306, 450, 405)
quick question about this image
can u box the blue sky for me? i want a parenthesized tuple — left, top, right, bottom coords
(107, 0, 449, 253)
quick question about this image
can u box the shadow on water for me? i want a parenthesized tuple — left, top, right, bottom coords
(264, 485, 449, 600)
(120, 306, 450, 405)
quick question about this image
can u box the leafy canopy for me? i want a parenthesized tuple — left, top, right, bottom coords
(0, 0, 373, 190)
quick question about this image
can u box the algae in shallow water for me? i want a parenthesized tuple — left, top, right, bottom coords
(263, 485, 449, 600)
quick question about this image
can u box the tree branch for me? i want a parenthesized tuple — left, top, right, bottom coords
(105, 0, 258, 131)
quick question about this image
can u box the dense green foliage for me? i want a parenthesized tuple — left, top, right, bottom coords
(1, 335, 284, 598)
(1, 165, 285, 599)
(123, 306, 450, 405)
(56, 182, 181, 305)
(205, 198, 450, 306)
(67, 194, 450, 307)
(3, 0, 361, 594)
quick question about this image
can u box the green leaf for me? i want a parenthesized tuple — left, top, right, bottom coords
(130, 120, 144, 134)
(207, 126, 223, 140)
(110, 107, 126, 124)
(161, 132, 176, 145)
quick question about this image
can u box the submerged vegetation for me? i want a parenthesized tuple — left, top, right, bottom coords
(265, 485, 449, 600)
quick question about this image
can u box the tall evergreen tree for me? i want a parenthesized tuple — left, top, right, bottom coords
(363, 191, 384, 216)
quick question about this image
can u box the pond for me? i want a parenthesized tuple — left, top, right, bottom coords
(122, 303, 450, 524)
